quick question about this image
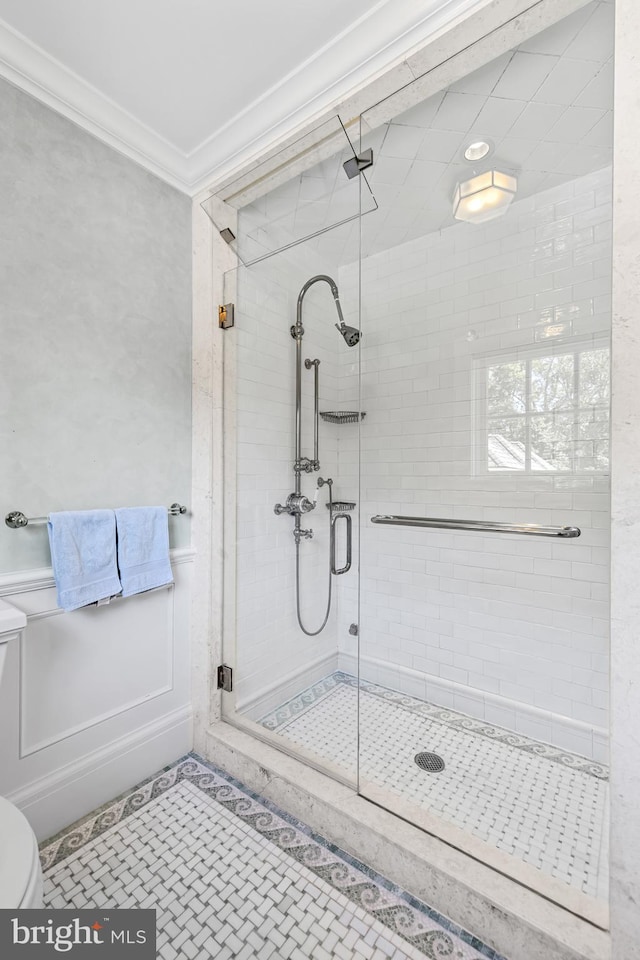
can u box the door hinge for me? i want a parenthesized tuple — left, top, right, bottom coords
(219, 303, 234, 329)
(217, 664, 233, 692)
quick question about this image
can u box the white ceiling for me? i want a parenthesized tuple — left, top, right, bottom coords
(0, 0, 487, 194)
(247, 0, 613, 264)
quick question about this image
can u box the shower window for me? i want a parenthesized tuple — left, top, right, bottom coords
(476, 341, 610, 473)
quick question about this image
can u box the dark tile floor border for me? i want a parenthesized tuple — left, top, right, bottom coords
(40, 752, 508, 960)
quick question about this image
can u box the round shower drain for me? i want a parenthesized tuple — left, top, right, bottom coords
(414, 751, 445, 773)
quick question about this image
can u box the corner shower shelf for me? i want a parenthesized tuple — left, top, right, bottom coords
(319, 411, 366, 424)
(327, 501, 356, 512)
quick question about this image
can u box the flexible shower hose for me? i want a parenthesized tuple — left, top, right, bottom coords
(295, 480, 333, 636)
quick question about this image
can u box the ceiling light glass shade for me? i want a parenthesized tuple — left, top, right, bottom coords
(453, 169, 517, 224)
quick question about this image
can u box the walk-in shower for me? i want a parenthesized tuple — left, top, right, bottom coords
(273, 274, 359, 635)
(218, 0, 612, 930)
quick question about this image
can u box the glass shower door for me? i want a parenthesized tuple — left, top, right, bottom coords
(215, 118, 370, 787)
(356, 0, 611, 922)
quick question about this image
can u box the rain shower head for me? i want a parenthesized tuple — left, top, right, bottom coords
(336, 322, 361, 347)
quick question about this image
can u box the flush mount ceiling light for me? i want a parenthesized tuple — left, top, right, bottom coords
(453, 169, 518, 224)
(464, 140, 491, 162)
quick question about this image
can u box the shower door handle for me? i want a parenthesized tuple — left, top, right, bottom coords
(331, 513, 352, 575)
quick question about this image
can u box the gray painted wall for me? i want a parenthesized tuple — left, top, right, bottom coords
(0, 78, 192, 574)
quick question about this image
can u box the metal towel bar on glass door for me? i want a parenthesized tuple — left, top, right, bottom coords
(370, 515, 581, 538)
(5, 503, 188, 529)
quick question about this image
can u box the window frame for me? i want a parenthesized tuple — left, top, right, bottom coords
(472, 337, 610, 477)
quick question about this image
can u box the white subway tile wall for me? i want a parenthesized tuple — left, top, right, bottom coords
(335, 167, 611, 757)
(234, 244, 350, 710)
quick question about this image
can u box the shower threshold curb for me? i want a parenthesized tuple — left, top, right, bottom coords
(203, 720, 610, 960)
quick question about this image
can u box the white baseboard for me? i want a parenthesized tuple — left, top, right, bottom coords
(8, 704, 192, 841)
(337, 652, 607, 762)
(236, 651, 339, 722)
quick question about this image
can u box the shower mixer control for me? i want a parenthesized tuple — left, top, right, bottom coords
(274, 493, 316, 517)
(294, 528, 313, 543)
(294, 457, 318, 474)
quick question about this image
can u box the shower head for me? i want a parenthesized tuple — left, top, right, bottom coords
(336, 322, 362, 347)
(295, 275, 360, 346)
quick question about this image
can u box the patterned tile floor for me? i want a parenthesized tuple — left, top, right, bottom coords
(41, 755, 508, 960)
(260, 673, 609, 901)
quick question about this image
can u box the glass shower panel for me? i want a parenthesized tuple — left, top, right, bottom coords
(219, 129, 364, 784)
(356, 0, 611, 921)
(201, 116, 376, 266)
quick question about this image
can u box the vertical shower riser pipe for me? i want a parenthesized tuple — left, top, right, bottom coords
(305, 358, 320, 472)
(294, 326, 302, 496)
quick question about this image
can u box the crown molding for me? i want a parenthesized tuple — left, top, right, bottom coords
(184, 0, 489, 194)
(0, 17, 191, 192)
(0, 0, 488, 197)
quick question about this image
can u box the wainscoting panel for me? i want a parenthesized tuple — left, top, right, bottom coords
(0, 549, 194, 840)
(20, 586, 174, 756)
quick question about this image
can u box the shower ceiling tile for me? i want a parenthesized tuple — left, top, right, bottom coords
(371, 156, 413, 185)
(493, 137, 537, 167)
(508, 101, 567, 140)
(367, 182, 404, 207)
(380, 124, 427, 159)
(416, 129, 466, 164)
(431, 92, 486, 132)
(491, 52, 558, 102)
(546, 106, 606, 143)
(563, 3, 615, 61)
(472, 96, 528, 139)
(583, 112, 614, 147)
(526, 141, 573, 173)
(519, 4, 596, 56)
(448, 53, 512, 96)
(533, 58, 602, 106)
(403, 159, 448, 188)
(575, 62, 614, 110)
(392, 92, 445, 129)
(383, 204, 424, 230)
(298, 175, 334, 201)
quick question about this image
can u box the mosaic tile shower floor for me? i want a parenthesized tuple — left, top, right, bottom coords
(260, 673, 609, 900)
(41, 755, 507, 960)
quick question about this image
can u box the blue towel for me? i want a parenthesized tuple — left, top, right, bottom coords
(114, 506, 173, 597)
(47, 510, 122, 612)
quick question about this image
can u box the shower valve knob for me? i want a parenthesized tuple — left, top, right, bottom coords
(274, 493, 316, 517)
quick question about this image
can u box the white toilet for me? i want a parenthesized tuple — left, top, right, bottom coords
(0, 599, 44, 908)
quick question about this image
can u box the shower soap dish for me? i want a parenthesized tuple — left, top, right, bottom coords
(319, 411, 366, 424)
(327, 501, 356, 512)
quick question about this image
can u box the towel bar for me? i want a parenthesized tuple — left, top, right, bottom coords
(5, 503, 188, 529)
(370, 515, 580, 538)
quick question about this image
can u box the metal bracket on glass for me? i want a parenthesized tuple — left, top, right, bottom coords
(343, 148, 374, 180)
(370, 515, 581, 538)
